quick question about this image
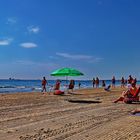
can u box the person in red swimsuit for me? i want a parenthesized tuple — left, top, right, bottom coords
(114, 80, 140, 103)
(54, 80, 61, 90)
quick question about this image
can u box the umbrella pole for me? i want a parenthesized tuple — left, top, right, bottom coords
(65, 76, 69, 93)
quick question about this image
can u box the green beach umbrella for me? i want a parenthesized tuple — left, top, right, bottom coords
(51, 68, 84, 92)
(51, 67, 84, 77)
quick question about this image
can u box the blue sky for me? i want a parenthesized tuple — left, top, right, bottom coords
(0, 0, 140, 80)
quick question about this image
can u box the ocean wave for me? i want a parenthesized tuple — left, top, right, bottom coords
(0, 85, 42, 91)
(33, 87, 42, 90)
(0, 86, 29, 89)
(16, 86, 26, 89)
(0, 86, 16, 88)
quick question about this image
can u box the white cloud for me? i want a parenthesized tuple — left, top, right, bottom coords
(6, 17, 17, 24)
(20, 42, 37, 48)
(27, 26, 40, 34)
(56, 52, 103, 63)
(56, 52, 92, 60)
(0, 38, 13, 46)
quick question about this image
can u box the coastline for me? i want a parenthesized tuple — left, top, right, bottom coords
(0, 87, 139, 140)
(0, 79, 138, 94)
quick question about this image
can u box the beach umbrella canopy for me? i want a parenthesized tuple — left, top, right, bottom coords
(50, 67, 84, 77)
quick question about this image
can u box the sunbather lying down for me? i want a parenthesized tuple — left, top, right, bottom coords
(113, 81, 140, 103)
(131, 109, 140, 115)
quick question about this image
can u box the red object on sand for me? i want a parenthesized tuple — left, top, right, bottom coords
(54, 90, 64, 95)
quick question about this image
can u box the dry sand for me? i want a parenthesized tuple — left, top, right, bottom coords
(0, 87, 139, 140)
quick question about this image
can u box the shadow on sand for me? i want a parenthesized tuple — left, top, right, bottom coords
(67, 99, 102, 104)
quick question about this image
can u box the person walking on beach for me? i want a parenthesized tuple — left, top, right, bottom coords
(41, 77, 48, 93)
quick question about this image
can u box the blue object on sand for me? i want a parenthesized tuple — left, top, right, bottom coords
(131, 113, 140, 116)
(104, 85, 111, 91)
(134, 113, 140, 116)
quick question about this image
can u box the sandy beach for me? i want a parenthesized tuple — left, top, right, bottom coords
(0, 87, 139, 140)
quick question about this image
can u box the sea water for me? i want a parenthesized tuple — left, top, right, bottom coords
(0, 79, 139, 94)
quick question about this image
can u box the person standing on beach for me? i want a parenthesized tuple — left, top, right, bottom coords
(92, 78, 95, 88)
(68, 79, 75, 93)
(78, 82, 81, 89)
(41, 77, 48, 93)
(102, 80, 106, 87)
(95, 77, 99, 88)
(121, 77, 125, 88)
(111, 76, 116, 88)
(133, 78, 137, 84)
(128, 75, 133, 84)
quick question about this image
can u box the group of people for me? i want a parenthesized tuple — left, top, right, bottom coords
(92, 77, 99, 88)
(41, 77, 75, 95)
(42, 75, 139, 93)
(92, 76, 116, 89)
(41, 76, 140, 114)
(92, 75, 138, 89)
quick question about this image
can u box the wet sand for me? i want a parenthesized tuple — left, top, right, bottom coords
(0, 87, 139, 140)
